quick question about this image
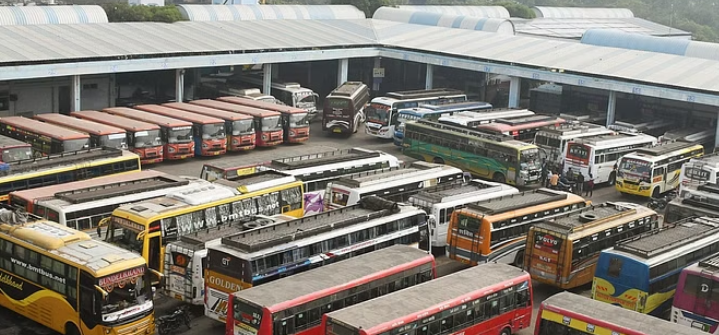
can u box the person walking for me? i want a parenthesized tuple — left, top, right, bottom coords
(576, 173, 585, 195)
(585, 173, 594, 197)
(540, 159, 548, 188)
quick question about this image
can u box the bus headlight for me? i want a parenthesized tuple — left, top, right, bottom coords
(232, 138, 239, 145)
(640, 185, 651, 191)
(168, 147, 176, 153)
(202, 143, 209, 149)
(289, 130, 295, 136)
(261, 134, 268, 141)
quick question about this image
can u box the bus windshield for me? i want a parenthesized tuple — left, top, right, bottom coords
(295, 92, 317, 110)
(520, 148, 541, 171)
(168, 126, 193, 144)
(99, 133, 128, 149)
(64, 138, 90, 152)
(261, 116, 282, 132)
(2, 146, 33, 162)
(100, 269, 152, 324)
(107, 225, 144, 254)
(619, 158, 651, 177)
(366, 103, 391, 125)
(534, 135, 561, 149)
(232, 120, 254, 135)
(202, 123, 226, 140)
(133, 130, 162, 148)
(289, 113, 310, 128)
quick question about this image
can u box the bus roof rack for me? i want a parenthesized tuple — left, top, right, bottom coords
(699, 254, 719, 270)
(533, 203, 636, 234)
(635, 140, 696, 156)
(386, 88, 463, 100)
(333, 161, 443, 188)
(55, 175, 189, 204)
(220, 196, 401, 253)
(494, 114, 556, 125)
(222, 170, 296, 193)
(613, 217, 719, 259)
(415, 119, 513, 142)
(328, 82, 366, 98)
(466, 188, 568, 215)
(410, 180, 497, 204)
(179, 216, 277, 248)
(269, 148, 380, 170)
(1, 147, 122, 175)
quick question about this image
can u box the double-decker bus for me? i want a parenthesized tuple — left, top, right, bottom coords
(672, 254, 719, 334)
(564, 132, 657, 185)
(102, 107, 195, 160)
(205, 196, 431, 323)
(402, 120, 543, 186)
(666, 184, 719, 222)
(616, 141, 704, 198)
(524, 202, 658, 289)
(0, 147, 140, 202)
(0, 134, 33, 163)
(218, 96, 311, 143)
(365, 88, 467, 139)
(163, 102, 256, 152)
(321, 81, 370, 135)
(33, 113, 127, 149)
(679, 153, 719, 195)
(0, 116, 90, 155)
(105, 170, 304, 278)
(610, 119, 674, 137)
(9, 170, 206, 234)
(134, 104, 227, 156)
(191, 99, 283, 147)
(327, 161, 467, 210)
(437, 109, 535, 128)
(536, 291, 707, 335)
(163, 214, 291, 305)
(0, 205, 155, 335)
(475, 114, 566, 141)
(408, 180, 518, 255)
(447, 188, 590, 266)
(323, 263, 532, 335)
(227, 245, 435, 335)
(392, 101, 494, 146)
(533, 122, 614, 172)
(71, 110, 164, 164)
(592, 217, 719, 317)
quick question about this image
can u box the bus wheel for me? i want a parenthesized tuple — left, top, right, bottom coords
(66, 323, 80, 335)
(432, 157, 444, 164)
(608, 172, 616, 186)
(353, 122, 358, 133)
(652, 187, 661, 198)
(513, 250, 524, 267)
(500, 327, 511, 335)
(492, 173, 506, 184)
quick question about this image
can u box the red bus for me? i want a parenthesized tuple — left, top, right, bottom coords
(134, 104, 227, 157)
(163, 102, 256, 152)
(34, 113, 127, 149)
(323, 263, 532, 335)
(0, 116, 89, 155)
(536, 291, 706, 335)
(71, 110, 164, 164)
(0, 134, 33, 163)
(102, 107, 195, 160)
(476, 115, 565, 141)
(227, 245, 435, 335)
(190, 99, 283, 147)
(217, 96, 310, 143)
(671, 254, 719, 334)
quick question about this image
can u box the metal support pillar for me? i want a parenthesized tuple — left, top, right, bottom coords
(508, 76, 520, 108)
(715, 118, 719, 149)
(71, 75, 81, 112)
(425, 64, 433, 90)
(337, 58, 349, 86)
(175, 69, 185, 103)
(606, 90, 617, 127)
(263, 64, 272, 96)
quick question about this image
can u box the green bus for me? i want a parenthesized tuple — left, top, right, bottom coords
(402, 119, 543, 186)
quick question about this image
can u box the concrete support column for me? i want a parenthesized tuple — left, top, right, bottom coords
(714, 118, 719, 149)
(71, 75, 81, 112)
(606, 90, 617, 127)
(508, 76, 520, 108)
(337, 58, 349, 86)
(175, 69, 185, 103)
(372, 57, 382, 92)
(263, 63, 272, 96)
(425, 64, 434, 90)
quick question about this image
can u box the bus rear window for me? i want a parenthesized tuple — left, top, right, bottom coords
(331, 190, 349, 207)
(608, 257, 623, 278)
(567, 144, 589, 160)
(327, 98, 350, 109)
(683, 274, 719, 302)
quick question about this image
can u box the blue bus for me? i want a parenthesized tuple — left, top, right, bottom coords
(393, 101, 493, 146)
(592, 216, 719, 318)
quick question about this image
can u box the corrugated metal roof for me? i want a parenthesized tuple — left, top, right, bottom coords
(513, 17, 691, 40)
(373, 8, 514, 35)
(0, 5, 107, 26)
(177, 5, 365, 21)
(582, 29, 717, 60)
(394, 5, 509, 18)
(533, 6, 634, 19)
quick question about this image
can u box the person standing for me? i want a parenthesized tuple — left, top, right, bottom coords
(576, 173, 585, 195)
(549, 171, 559, 189)
(541, 159, 548, 188)
(585, 173, 594, 197)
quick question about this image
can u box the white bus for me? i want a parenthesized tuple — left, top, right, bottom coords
(328, 161, 468, 210)
(534, 122, 614, 171)
(407, 180, 518, 254)
(204, 196, 430, 322)
(609, 119, 674, 137)
(234, 75, 319, 118)
(163, 214, 293, 305)
(365, 88, 467, 139)
(564, 132, 657, 185)
(437, 108, 536, 128)
(679, 154, 719, 195)
(660, 127, 715, 150)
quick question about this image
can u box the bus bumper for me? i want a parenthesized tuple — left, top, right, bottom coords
(615, 181, 652, 197)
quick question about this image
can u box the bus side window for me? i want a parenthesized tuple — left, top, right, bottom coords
(654, 167, 665, 178)
(149, 236, 161, 271)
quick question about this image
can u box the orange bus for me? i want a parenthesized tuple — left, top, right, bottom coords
(34, 113, 127, 149)
(102, 107, 195, 160)
(447, 188, 590, 266)
(0, 116, 89, 155)
(71, 110, 164, 164)
(134, 104, 227, 157)
(190, 99, 283, 147)
(217, 96, 310, 143)
(163, 102, 256, 152)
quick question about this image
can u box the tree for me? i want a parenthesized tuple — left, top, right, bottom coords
(330, 0, 396, 18)
(101, 3, 185, 23)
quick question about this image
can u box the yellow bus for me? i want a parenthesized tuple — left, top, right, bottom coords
(103, 170, 304, 277)
(524, 202, 658, 289)
(616, 140, 703, 198)
(0, 205, 156, 335)
(0, 147, 141, 202)
(447, 188, 589, 266)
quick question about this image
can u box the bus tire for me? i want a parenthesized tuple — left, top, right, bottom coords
(492, 172, 506, 184)
(608, 172, 616, 186)
(500, 327, 511, 335)
(353, 121, 358, 134)
(652, 187, 661, 198)
(432, 157, 444, 165)
(513, 250, 525, 268)
(65, 323, 80, 335)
